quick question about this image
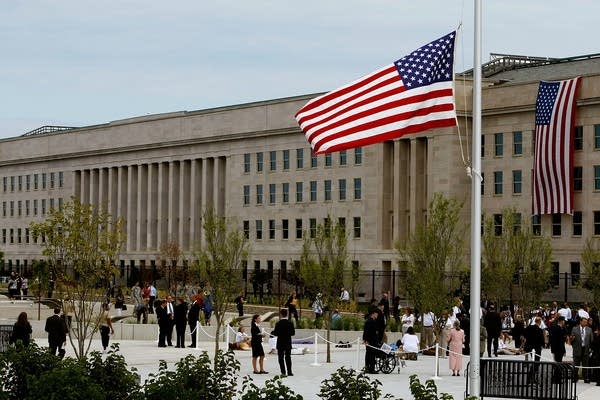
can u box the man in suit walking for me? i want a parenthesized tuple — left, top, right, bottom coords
(571, 317, 593, 383)
(45, 307, 68, 357)
(363, 309, 380, 373)
(272, 308, 295, 376)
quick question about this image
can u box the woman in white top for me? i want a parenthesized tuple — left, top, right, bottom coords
(401, 307, 415, 335)
(402, 326, 420, 353)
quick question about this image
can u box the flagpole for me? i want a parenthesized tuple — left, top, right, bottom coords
(469, 0, 482, 397)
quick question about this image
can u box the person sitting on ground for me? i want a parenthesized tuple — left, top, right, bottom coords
(401, 326, 420, 354)
(233, 326, 251, 350)
(497, 337, 522, 355)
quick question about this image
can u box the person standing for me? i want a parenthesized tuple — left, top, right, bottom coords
(285, 291, 299, 326)
(571, 317, 593, 383)
(401, 307, 415, 335)
(114, 288, 125, 317)
(174, 297, 188, 348)
(250, 314, 267, 374)
(10, 312, 32, 348)
(447, 320, 465, 376)
(483, 304, 502, 357)
(148, 282, 157, 314)
(363, 309, 380, 374)
(20, 276, 28, 298)
(234, 291, 245, 317)
(187, 294, 201, 347)
(524, 316, 545, 383)
(312, 293, 323, 327)
(549, 316, 567, 362)
(379, 292, 390, 320)
(165, 295, 175, 346)
(419, 307, 436, 349)
(156, 300, 168, 347)
(45, 307, 68, 356)
(590, 325, 600, 386)
(272, 308, 296, 377)
(99, 303, 114, 352)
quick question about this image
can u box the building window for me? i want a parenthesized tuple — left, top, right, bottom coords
(295, 219, 303, 239)
(311, 150, 318, 168)
(338, 179, 346, 201)
(353, 217, 361, 238)
(573, 211, 582, 236)
(25, 200, 30, 216)
(354, 178, 362, 200)
(481, 134, 485, 158)
(514, 213, 522, 232)
(324, 180, 332, 201)
(18, 176, 22, 191)
(594, 211, 600, 235)
(282, 183, 289, 203)
(283, 150, 290, 170)
(325, 153, 332, 167)
(574, 166, 583, 191)
(481, 172, 485, 196)
(269, 183, 276, 204)
(1, 229, 5, 244)
(296, 182, 303, 202)
(551, 213, 561, 236)
(494, 171, 503, 195)
(269, 151, 277, 171)
(50, 172, 55, 189)
(25, 228, 29, 244)
(571, 262, 581, 286)
(34, 174, 38, 190)
(243, 185, 250, 205)
(17, 201, 22, 216)
(595, 165, 600, 190)
(574, 126, 583, 150)
(340, 150, 347, 166)
(256, 184, 263, 204)
(256, 152, 263, 172)
(338, 217, 346, 232)
(513, 131, 522, 155)
(17, 228, 21, 244)
(10, 201, 14, 217)
(2, 177, 6, 192)
(309, 218, 316, 238)
(49, 198, 55, 211)
(26, 175, 30, 191)
(310, 181, 317, 202)
(243, 220, 250, 239)
(493, 213, 502, 236)
(58, 197, 63, 210)
(595, 125, 600, 149)
(354, 147, 363, 164)
(494, 133, 503, 156)
(282, 219, 289, 239)
(269, 219, 276, 240)
(10, 176, 15, 191)
(512, 170, 522, 194)
(280, 260, 287, 279)
(255, 220, 263, 240)
(42, 173, 47, 189)
(2, 201, 5, 217)
(9, 229, 13, 244)
(243, 153, 251, 173)
(296, 148, 304, 169)
(551, 262, 560, 287)
(33, 199, 38, 216)
(41, 199, 46, 215)
(58, 171, 64, 188)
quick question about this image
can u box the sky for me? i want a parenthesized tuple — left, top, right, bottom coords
(1, 0, 599, 139)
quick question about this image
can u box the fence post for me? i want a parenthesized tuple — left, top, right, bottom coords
(356, 335, 361, 370)
(195, 321, 200, 350)
(225, 324, 230, 349)
(432, 344, 441, 379)
(311, 332, 321, 366)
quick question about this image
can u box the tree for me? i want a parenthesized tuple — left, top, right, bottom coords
(517, 234, 553, 311)
(192, 208, 249, 360)
(581, 237, 600, 304)
(158, 241, 183, 295)
(30, 198, 126, 360)
(299, 218, 349, 362)
(396, 193, 467, 319)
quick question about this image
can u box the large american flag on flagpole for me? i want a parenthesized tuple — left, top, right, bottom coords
(295, 31, 457, 154)
(532, 77, 581, 216)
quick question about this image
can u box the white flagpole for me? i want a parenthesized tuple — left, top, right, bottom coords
(469, 0, 483, 397)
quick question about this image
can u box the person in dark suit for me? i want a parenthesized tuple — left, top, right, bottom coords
(571, 317, 593, 382)
(156, 300, 168, 347)
(187, 294, 201, 348)
(363, 309, 380, 373)
(272, 308, 296, 376)
(524, 316, 545, 383)
(44, 307, 68, 356)
(165, 295, 175, 346)
(174, 297, 188, 348)
(549, 316, 567, 362)
(483, 304, 502, 357)
(590, 325, 600, 386)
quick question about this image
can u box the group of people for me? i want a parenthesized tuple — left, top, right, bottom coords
(6, 271, 28, 300)
(249, 309, 296, 377)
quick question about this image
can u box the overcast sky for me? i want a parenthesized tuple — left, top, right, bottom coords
(1, 1, 599, 139)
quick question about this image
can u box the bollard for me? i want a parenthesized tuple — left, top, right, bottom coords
(356, 336, 361, 370)
(311, 332, 321, 366)
(195, 321, 200, 350)
(432, 344, 441, 379)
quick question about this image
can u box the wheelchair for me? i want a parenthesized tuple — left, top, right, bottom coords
(373, 345, 398, 374)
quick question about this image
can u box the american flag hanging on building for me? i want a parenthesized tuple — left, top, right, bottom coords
(295, 31, 457, 154)
(532, 77, 581, 216)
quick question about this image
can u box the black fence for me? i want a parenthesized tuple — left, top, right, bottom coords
(466, 359, 577, 400)
(0, 325, 13, 353)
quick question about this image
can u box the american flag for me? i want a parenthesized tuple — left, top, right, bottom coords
(295, 31, 457, 154)
(532, 77, 581, 215)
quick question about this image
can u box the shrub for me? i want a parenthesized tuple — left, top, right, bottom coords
(318, 366, 398, 400)
(86, 344, 143, 400)
(408, 374, 453, 400)
(240, 375, 304, 400)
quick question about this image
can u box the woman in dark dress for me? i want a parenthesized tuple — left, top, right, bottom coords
(250, 314, 267, 374)
(511, 314, 526, 351)
(10, 311, 32, 348)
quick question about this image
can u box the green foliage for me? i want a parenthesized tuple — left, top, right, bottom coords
(318, 367, 397, 400)
(581, 237, 600, 304)
(240, 375, 304, 400)
(86, 344, 143, 400)
(143, 350, 240, 400)
(408, 374, 453, 400)
(396, 193, 467, 317)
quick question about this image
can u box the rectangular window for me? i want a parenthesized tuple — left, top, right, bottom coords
(33, 199, 38, 216)
(296, 182, 303, 202)
(481, 134, 485, 158)
(1, 228, 5, 244)
(513, 131, 523, 155)
(295, 219, 303, 239)
(594, 211, 600, 235)
(243, 220, 250, 239)
(309, 218, 317, 238)
(532, 214, 542, 235)
(338, 178, 346, 201)
(26, 175, 30, 191)
(25, 228, 29, 244)
(551, 262, 560, 287)
(552, 213, 561, 236)
(2, 201, 5, 217)
(354, 178, 362, 200)
(17, 228, 21, 244)
(325, 153, 332, 167)
(41, 199, 46, 215)
(354, 147, 363, 164)
(269, 183, 276, 204)
(595, 165, 600, 190)
(311, 151, 318, 168)
(50, 172, 55, 189)
(58, 171, 64, 188)
(18, 176, 22, 191)
(282, 219, 289, 239)
(494, 133, 504, 156)
(493, 213, 502, 236)
(595, 124, 600, 149)
(34, 174, 38, 190)
(255, 219, 263, 240)
(283, 150, 290, 170)
(243, 153, 251, 173)
(512, 170, 522, 194)
(353, 217, 361, 238)
(17, 201, 22, 216)
(573, 211, 583, 236)
(282, 183, 289, 203)
(9, 229, 14, 244)
(256, 152, 263, 172)
(58, 197, 63, 210)
(256, 184, 263, 204)
(243, 185, 250, 205)
(481, 172, 485, 196)
(269, 219, 276, 240)
(574, 126, 583, 150)
(571, 262, 581, 286)
(49, 198, 54, 210)
(324, 180, 332, 201)
(339, 150, 347, 165)
(280, 260, 287, 279)
(296, 148, 304, 168)
(42, 173, 47, 189)
(269, 151, 277, 171)
(310, 181, 317, 202)
(2, 177, 6, 192)
(574, 166, 583, 191)
(10, 176, 15, 191)
(514, 213, 522, 232)
(494, 171, 503, 195)
(10, 201, 14, 217)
